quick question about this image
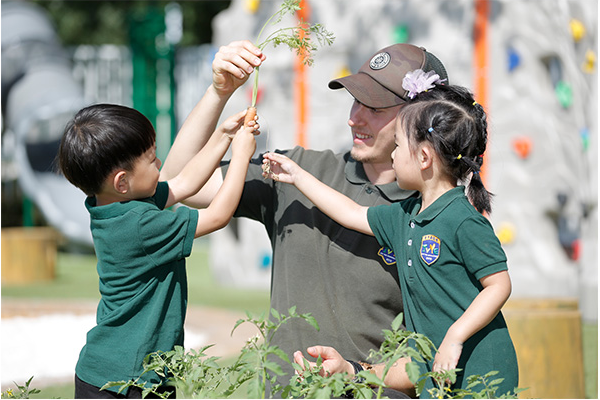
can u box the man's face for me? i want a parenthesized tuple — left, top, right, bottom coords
(348, 100, 401, 165)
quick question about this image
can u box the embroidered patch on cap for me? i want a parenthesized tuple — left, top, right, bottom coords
(370, 52, 391, 70)
(420, 234, 440, 265)
(378, 247, 396, 265)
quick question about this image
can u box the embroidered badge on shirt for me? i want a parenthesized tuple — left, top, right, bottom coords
(378, 247, 396, 265)
(420, 235, 440, 265)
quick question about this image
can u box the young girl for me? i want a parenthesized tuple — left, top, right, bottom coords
(262, 81, 518, 396)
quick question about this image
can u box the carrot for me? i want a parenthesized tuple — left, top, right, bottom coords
(244, 106, 257, 127)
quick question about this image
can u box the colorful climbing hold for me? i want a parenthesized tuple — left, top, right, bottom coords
(569, 19, 585, 42)
(507, 46, 520, 72)
(497, 222, 516, 245)
(245, 0, 260, 14)
(583, 49, 596, 73)
(393, 24, 409, 44)
(555, 80, 573, 108)
(512, 137, 533, 159)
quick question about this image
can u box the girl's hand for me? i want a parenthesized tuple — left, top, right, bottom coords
(433, 338, 463, 375)
(261, 152, 300, 183)
(212, 40, 266, 97)
(293, 346, 354, 378)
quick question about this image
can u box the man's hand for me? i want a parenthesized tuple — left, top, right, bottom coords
(293, 346, 354, 378)
(212, 40, 266, 97)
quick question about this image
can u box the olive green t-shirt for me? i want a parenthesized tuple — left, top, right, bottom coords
(222, 146, 416, 384)
(368, 186, 518, 395)
(76, 182, 198, 393)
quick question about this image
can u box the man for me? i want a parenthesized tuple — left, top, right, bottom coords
(161, 40, 448, 396)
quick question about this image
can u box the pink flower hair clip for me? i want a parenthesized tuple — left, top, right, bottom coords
(402, 69, 447, 99)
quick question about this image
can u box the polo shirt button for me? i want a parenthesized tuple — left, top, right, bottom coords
(408, 239, 412, 246)
(408, 259, 412, 267)
(410, 222, 415, 228)
(365, 187, 373, 194)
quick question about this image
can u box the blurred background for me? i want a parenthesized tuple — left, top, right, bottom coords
(1, 0, 597, 398)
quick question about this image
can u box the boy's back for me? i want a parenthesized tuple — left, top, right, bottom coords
(76, 181, 198, 391)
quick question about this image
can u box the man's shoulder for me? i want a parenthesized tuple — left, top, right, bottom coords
(283, 146, 349, 166)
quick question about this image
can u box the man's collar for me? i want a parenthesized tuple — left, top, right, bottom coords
(344, 153, 416, 202)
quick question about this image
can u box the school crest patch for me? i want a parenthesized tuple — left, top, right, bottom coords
(420, 235, 440, 265)
(378, 247, 396, 265)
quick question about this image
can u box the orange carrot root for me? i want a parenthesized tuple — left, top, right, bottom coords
(245, 106, 257, 127)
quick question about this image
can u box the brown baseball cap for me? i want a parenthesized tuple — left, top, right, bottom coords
(329, 44, 449, 108)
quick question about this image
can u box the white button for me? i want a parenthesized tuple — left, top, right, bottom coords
(408, 259, 412, 267)
(408, 239, 412, 246)
(410, 222, 415, 228)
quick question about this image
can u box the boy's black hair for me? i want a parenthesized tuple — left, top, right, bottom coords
(58, 104, 156, 196)
(398, 85, 493, 214)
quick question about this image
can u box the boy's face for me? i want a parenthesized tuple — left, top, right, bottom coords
(128, 144, 161, 199)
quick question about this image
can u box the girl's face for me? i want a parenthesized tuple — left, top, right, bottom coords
(127, 144, 161, 199)
(391, 122, 421, 190)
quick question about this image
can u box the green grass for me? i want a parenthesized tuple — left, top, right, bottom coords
(2, 238, 270, 314)
(2, 240, 598, 399)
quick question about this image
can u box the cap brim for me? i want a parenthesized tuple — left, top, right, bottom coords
(328, 72, 406, 109)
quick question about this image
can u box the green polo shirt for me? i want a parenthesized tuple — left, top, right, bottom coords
(368, 186, 518, 395)
(76, 182, 198, 393)
(222, 146, 416, 384)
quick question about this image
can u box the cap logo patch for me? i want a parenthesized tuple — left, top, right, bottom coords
(370, 52, 391, 70)
(420, 234, 440, 265)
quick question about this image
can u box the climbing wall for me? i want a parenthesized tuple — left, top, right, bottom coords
(209, 0, 597, 320)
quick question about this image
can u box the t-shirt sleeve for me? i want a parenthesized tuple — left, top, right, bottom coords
(457, 215, 508, 280)
(367, 203, 397, 250)
(153, 181, 170, 210)
(138, 205, 199, 267)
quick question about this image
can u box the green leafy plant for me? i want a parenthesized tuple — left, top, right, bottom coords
(245, 0, 334, 125)
(1, 377, 40, 399)
(102, 306, 319, 399)
(5, 311, 525, 399)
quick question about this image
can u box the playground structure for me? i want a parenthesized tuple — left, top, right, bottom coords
(1, 0, 597, 397)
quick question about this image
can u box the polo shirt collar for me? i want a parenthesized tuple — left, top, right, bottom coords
(412, 186, 466, 223)
(344, 153, 414, 202)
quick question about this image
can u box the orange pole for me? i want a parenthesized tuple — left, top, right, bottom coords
(294, 0, 310, 147)
(473, 0, 489, 183)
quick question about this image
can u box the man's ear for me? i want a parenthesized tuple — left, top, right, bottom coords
(113, 170, 129, 194)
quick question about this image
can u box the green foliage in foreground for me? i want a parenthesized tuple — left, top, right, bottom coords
(98, 310, 523, 399)
(1, 310, 525, 399)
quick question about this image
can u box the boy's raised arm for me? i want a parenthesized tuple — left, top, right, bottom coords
(165, 110, 254, 208)
(194, 124, 257, 237)
(262, 152, 373, 235)
(160, 41, 265, 189)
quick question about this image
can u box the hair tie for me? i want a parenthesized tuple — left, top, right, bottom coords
(472, 101, 478, 106)
(428, 127, 434, 133)
(456, 154, 462, 160)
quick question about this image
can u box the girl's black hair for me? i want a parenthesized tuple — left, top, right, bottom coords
(398, 84, 493, 214)
(58, 104, 156, 196)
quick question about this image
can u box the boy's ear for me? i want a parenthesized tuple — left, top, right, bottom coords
(113, 170, 129, 194)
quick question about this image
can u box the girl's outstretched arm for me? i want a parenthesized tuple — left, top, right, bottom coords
(433, 270, 512, 373)
(262, 152, 373, 235)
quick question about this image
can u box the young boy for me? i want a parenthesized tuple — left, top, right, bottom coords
(58, 103, 258, 398)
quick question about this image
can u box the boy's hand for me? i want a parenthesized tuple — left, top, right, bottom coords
(212, 40, 266, 97)
(231, 124, 258, 161)
(261, 152, 300, 184)
(218, 109, 259, 141)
